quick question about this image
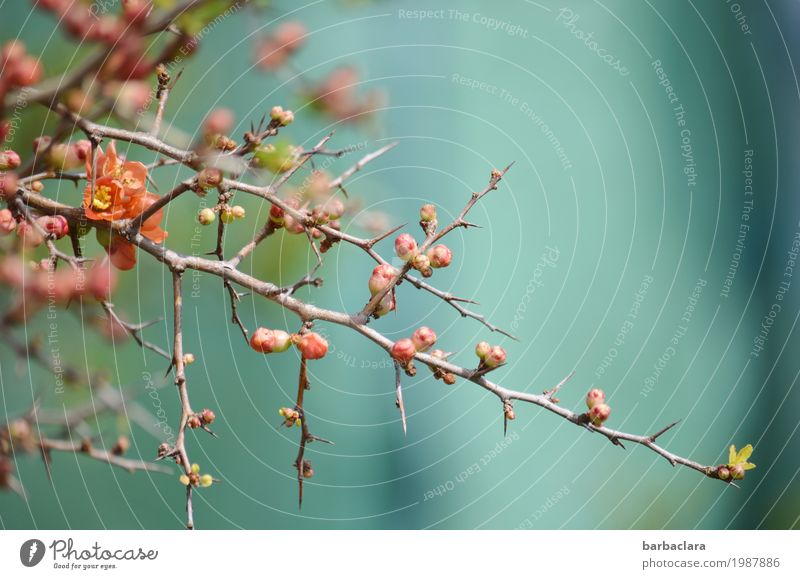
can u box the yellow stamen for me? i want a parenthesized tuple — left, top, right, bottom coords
(92, 186, 112, 211)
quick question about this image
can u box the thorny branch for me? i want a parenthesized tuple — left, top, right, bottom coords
(0, 5, 743, 523)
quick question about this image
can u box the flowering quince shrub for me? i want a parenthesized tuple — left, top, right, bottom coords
(0, 1, 755, 529)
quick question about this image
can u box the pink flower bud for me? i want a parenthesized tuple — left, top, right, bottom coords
(411, 326, 437, 352)
(187, 415, 202, 429)
(475, 341, 491, 360)
(394, 233, 418, 261)
(0, 171, 18, 199)
(368, 264, 397, 295)
(0, 150, 21, 171)
(1, 40, 26, 63)
(589, 403, 611, 426)
(322, 197, 344, 221)
(87, 260, 117, 301)
(16, 221, 43, 248)
(391, 338, 417, 364)
(0, 209, 16, 235)
(7, 55, 43, 87)
(37, 215, 69, 239)
(426, 244, 452, 268)
(730, 464, 745, 480)
(199, 409, 216, 425)
(585, 388, 605, 410)
(203, 108, 234, 136)
(484, 346, 506, 368)
(297, 332, 328, 359)
(274, 21, 307, 52)
(420, 203, 437, 222)
(717, 466, 731, 481)
(249, 327, 293, 354)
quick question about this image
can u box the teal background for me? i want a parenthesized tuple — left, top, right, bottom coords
(2, 0, 800, 529)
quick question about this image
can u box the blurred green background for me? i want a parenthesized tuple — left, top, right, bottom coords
(2, 0, 800, 529)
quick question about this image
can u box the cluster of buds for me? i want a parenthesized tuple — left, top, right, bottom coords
(0, 41, 43, 100)
(262, 172, 346, 247)
(270, 105, 295, 127)
(256, 21, 307, 71)
(715, 444, 756, 482)
(391, 326, 438, 375)
(584, 388, 611, 427)
(249, 328, 329, 360)
(278, 407, 301, 428)
(475, 341, 507, 370)
(394, 234, 452, 279)
(187, 408, 216, 430)
(426, 349, 456, 385)
(0, 256, 117, 311)
(367, 264, 398, 317)
(219, 204, 246, 225)
(178, 463, 214, 488)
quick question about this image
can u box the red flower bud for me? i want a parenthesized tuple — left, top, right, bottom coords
(588, 403, 611, 426)
(297, 332, 328, 360)
(269, 203, 285, 224)
(368, 264, 397, 295)
(426, 244, 452, 268)
(411, 326, 437, 352)
(484, 346, 506, 368)
(394, 233, 418, 261)
(250, 327, 293, 354)
(37, 215, 69, 239)
(391, 338, 417, 364)
(585, 388, 605, 410)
